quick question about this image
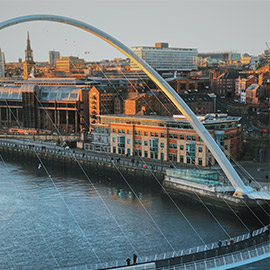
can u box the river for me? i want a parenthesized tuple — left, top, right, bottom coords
(0, 156, 268, 269)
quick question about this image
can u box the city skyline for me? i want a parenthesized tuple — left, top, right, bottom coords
(0, 0, 269, 62)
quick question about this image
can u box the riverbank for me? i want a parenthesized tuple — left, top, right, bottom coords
(0, 137, 269, 190)
(0, 138, 165, 185)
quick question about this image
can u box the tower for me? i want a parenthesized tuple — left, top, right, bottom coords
(23, 31, 35, 79)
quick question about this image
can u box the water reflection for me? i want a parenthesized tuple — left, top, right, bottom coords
(0, 156, 267, 270)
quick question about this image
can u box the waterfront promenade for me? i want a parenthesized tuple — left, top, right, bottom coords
(0, 137, 269, 191)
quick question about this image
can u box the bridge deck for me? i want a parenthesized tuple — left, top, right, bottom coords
(94, 225, 269, 270)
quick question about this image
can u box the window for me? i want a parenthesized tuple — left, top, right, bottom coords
(144, 141, 148, 146)
(150, 132, 154, 136)
(180, 155, 184, 163)
(122, 129, 125, 134)
(199, 137, 203, 142)
(144, 151, 148, 158)
(118, 129, 121, 134)
(174, 134, 178, 139)
(169, 143, 173, 149)
(113, 138, 116, 142)
(139, 131, 142, 135)
(161, 133, 165, 138)
(173, 154, 177, 161)
(169, 154, 173, 160)
(127, 139, 131, 144)
(192, 136, 196, 141)
(173, 144, 177, 149)
(230, 143, 234, 148)
(139, 150, 142, 156)
(155, 132, 158, 137)
(169, 134, 173, 138)
(113, 147, 116, 153)
(113, 128, 116, 133)
(198, 158, 203, 166)
(230, 134, 234, 138)
(127, 130, 130, 134)
(224, 135, 228, 139)
(160, 142, 164, 148)
(180, 145, 184, 150)
(187, 136, 191, 140)
(198, 147, 203, 152)
(180, 135, 185, 140)
(139, 140, 142, 145)
(135, 130, 138, 135)
(135, 140, 138, 145)
(144, 131, 148, 136)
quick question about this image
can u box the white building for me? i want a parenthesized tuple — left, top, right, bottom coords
(240, 89, 246, 103)
(0, 49, 5, 78)
(130, 42, 198, 72)
(49, 50, 60, 66)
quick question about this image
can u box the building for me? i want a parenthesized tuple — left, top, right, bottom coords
(0, 49, 5, 78)
(212, 72, 239, 97)
(89, 85, 121, 127)
(235, 75, 257, 97)
(49, 51, 60, 66)
(56, 56, 86, 74)
(0, 79, 91, 132)
(130, 42, 198, 72)
(240, 53, 251, 65)
(166, 77, 199, 94)
(245, 84, 263, 104)
(23, 32, 35, 80)
(93, 114, 241, 166)
(198, 52, 241, 64)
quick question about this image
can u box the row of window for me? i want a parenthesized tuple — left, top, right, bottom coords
(113, 129, 236, 141)
(111, 129, 208, 141)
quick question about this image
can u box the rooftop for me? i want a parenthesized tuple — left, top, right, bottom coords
(98, 114, 241, 125)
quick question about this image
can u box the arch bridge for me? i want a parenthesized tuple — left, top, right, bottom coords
(0, 14, 267, 199)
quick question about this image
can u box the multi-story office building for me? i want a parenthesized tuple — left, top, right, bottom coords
(94, 114, 241, 166)
(49, 51, 60, 66)
(56, 56, 86, 74)
(0, 48, 5, 78)
(130, 42, 198, 72)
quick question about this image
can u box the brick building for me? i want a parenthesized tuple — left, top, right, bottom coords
(245, 84, 263, 104)
(235, 75, 257, 97)
(211, 72, 239, 97)
(94, 114, 241, 166)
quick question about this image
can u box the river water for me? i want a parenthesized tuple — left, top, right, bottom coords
(0, 157, 268, 270)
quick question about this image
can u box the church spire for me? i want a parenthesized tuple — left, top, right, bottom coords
(24, 31, 35, 79)
(25, 31, 34, 64)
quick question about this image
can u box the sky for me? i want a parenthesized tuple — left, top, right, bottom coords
(0, 0, 269, 62)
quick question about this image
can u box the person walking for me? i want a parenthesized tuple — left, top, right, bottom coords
(133, 253, 137, 264)
(126, 258, 131, 266)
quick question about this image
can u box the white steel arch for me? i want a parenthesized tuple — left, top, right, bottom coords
(0, 14, 254, 196)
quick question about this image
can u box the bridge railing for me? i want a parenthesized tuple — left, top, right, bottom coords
(158, 241, 270, 270)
